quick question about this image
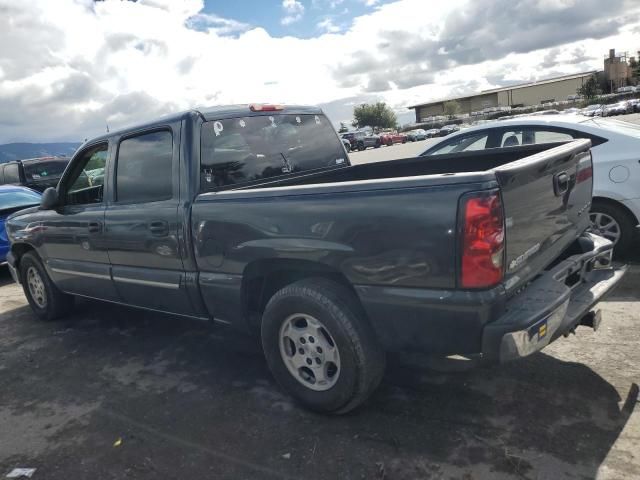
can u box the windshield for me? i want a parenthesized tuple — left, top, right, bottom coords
(200, 113, 346, 191)
(22, 159, 69, 181)
(0, 189, 41, 211)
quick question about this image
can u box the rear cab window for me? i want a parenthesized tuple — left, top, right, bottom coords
(200, 113, 346, 191)
(23, 159, 69, 181)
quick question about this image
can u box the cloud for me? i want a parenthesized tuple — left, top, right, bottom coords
(0, 0, 639, 143)
(317, 18, 341, 33)
(185, 13, 252, 36)
(281, 0, 305, 26)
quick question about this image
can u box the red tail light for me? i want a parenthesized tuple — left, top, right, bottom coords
(460, 190, 505, 289)
(249, 104, 284, 112)
(576, 164, 593, 183)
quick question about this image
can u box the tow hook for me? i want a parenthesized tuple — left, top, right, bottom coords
(579, 309, 602, 332)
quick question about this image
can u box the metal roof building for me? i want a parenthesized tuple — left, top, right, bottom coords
(408, 71, 598, 123)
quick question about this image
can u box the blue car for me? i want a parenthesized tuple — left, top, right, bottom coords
(0, 185, 41, 264)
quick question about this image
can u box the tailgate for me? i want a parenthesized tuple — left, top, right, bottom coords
(493, 139, 593, 291)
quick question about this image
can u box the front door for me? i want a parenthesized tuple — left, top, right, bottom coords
(42, 142, 119, 300)
(104, 128, 195, 316)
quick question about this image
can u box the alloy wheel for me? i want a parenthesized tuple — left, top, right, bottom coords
(279, 313, 341, 391)
(27, 266, 47, 308)
(589, 212, 621, 244)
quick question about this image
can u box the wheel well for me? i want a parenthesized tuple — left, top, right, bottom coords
(592, 196, 638, 224)
(241, 259, 363, 330)
(10, 243, 36, 271)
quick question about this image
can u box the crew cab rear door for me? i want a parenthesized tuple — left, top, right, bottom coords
(104, 125, 197, 315)
(493, 139, 593, 292)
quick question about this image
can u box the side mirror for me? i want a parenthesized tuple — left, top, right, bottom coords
(40, 187, 59, 210)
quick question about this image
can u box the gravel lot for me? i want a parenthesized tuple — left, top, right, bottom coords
(1, 113, 639, 479)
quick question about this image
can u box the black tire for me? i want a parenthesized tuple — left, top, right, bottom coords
(590, 200, 636, 256)
(261, 278, 385, 414)
(345, 144, 351, 153)
(387, 140, 393, 147)
(19, 252, 74, 321)
(357, 142, 365, 151)
(375, 140, 381, 148)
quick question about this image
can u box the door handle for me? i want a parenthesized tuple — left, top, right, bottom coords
(149, 220, 169, 236)
(553, 172, 569, 196)
(88, 221, 102, 233)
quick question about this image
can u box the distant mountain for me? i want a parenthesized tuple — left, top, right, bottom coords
(0, 142, 81, 163)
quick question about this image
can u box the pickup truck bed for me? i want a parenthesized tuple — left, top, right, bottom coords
(5, 105, 624, 414)
(193, 140, 599, 354)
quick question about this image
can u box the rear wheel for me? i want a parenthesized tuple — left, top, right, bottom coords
(261, 278, 385, 414)
(357, 142, 365, 151)
(20, 252, 74, 321)
(589, 201, 635, 255)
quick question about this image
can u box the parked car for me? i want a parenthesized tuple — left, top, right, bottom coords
(346, 131, 381, 150)
(420, 114, 640, 254)
(616, 86, 636, 94)
(0, 185, 41, 264)
(627, 98, 640, 112)
(379, 131, 407, 146)
(439, 124, 460, 136)
(5, 104, 624, 414)
(603, 101, 634, 116)
(0, 157, 71, 192)
(425, 128, 440, 138)
(581, 104, 602, 117)
(406, 129, 427, 141)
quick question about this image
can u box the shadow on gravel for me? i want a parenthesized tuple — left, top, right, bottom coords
(0, 293, 636, 479)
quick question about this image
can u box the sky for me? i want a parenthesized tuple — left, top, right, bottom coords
(0, 0, 639, 143)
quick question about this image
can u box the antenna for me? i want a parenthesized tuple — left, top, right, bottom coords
(106, 123, 110, 133)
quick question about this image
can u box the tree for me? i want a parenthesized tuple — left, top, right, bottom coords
(352, 102, 397, 130)
(577, 76, 600, 99)
(443, 101, 461, 119)
(338, 122, 348, 133)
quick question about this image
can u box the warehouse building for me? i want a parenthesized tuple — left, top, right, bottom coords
(409, 71, 597, 122)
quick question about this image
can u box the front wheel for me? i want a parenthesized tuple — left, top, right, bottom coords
(19, 252, 74, 321)
(589, 201, 635, 255)
(261, 278, 385, 414)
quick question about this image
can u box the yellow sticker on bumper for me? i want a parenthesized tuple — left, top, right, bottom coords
(538, 323, 547, 339)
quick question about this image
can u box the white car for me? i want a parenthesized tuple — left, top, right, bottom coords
(420, 115, 640, 253)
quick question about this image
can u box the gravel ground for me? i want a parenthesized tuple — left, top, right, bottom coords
(1, 113, 639, 479)
(0, 262, 638, 480)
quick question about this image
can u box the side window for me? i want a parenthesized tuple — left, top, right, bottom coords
(116, 130, 173, 203)
(500, 128, 574, 147)
(4, 164, 21, 184)
(500, 130, 525, 147)
(426, 133, 489, 155)
(65, 144, 108, 206)
(533, 129, 574, 144)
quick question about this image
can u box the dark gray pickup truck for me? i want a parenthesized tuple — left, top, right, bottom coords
(5, 104, 625, 413)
